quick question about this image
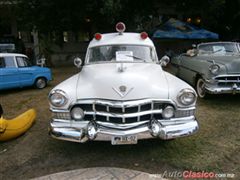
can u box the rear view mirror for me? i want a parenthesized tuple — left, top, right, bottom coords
(160, 55, 170, 67)
(73, 57, 83, 68)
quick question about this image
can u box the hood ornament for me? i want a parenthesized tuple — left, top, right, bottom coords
(117, 63, 127, 72)
(113, 85, 134, 98)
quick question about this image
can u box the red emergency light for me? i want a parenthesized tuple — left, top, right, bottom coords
(94, 33, 102, 40)
(116, 22, 126, 34)
(140, 32, 148, 40)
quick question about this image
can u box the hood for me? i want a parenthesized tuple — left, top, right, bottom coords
(200, 56, 240, 74)
(214, 57, 240, 74)
(76, 63, 169, 100)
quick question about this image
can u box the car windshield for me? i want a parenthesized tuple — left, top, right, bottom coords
(87, 45, 156, 63)
(198, 43, 239, 56)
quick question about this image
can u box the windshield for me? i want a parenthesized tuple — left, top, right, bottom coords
(87, 45, 156, 63)
(198, 43, 239, 56)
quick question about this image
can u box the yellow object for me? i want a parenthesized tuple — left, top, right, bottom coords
(0, 109, 36, 141)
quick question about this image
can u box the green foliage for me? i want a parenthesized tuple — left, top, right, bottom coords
(13, 0, 240, 39)
(16, 0, 120, 33)
(15, 0, 157, 33)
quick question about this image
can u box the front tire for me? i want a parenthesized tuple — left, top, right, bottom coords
(196, 78, 207, 98)
(35, 78, 47, 89)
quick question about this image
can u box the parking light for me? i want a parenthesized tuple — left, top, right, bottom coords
(162, 106, 175, 119)
(71, 107, 85, 120)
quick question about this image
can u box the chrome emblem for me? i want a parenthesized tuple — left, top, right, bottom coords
(119, 85, 127, 93)
(113, 85, 134, 98)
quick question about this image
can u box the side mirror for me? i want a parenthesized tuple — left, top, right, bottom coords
(74, 57, 83, 68)
(159, 55, 170, 67)
(0, 104, 3, 117)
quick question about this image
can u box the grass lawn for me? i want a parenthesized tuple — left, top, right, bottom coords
(0, 67, 239, 179)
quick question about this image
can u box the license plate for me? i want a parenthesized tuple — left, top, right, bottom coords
(111, 135, 137, 145)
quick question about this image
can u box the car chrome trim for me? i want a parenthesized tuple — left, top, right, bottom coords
(73, 98, 177, 108)
(205, 86, 240, 94)
(204, 74, 240, 94)
(49, 116, 199, 142)
(84, 109, 163, 118)
(50, 106, 196, 113)
(50, 99, 196, 124)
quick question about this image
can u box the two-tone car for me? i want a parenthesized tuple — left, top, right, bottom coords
(48, 23, 199, 145)
(0, 53, 52, 90)
(170, 42, 240, 98)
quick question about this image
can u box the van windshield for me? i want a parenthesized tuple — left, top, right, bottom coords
(87, 45, 156, 63)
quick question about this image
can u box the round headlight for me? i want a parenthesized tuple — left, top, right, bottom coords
(71, 107, 84, 120)
(49, 90, 68, 107)
(177, 89, 197, 106)
(162, 106, 175, 119)
(209, 64, 220, 75)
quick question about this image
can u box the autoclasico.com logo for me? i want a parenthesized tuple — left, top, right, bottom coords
(149, 170, 235, 179)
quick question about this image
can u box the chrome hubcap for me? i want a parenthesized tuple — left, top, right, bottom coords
(37, 79, 46, 88)
(197, 79, 205, 98)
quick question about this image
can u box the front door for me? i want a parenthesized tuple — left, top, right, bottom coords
(16, 56, 34, 87)
(0, 56, 20, 90)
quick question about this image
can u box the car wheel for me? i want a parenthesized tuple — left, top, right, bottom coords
(196, 78, 207, 98)
(35, 78, 47, 89)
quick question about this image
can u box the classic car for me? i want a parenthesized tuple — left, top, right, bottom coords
(170, 42, 240, 98)
(48, 23, 199, 145)
(0, 53, 52, 90)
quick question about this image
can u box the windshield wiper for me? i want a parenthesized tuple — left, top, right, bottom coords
(124, 54, 146, 62)
(212, 49, 223, 54)
(225, 50, 235, 53)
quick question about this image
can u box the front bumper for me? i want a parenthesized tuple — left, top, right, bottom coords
(205, 75, 240, 94)
(205, 83, 240, 94)
(205, 86, 240, 94)
(49, 116, 199, 144)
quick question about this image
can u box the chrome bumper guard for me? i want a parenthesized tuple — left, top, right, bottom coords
(49, 116, 199, 143)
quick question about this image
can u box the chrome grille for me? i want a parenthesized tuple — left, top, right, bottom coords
(53, 111, 71, 120)
(215, 76, 240, 86)
(72, 99, 173, 124)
